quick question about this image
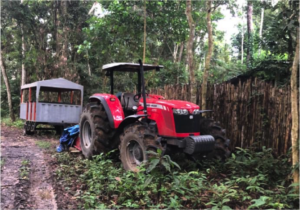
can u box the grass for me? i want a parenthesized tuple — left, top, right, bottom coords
(36, 141, 52, 149)
(38, 190, 52, 200)
(21, 160, 30, 166)
(20, 159, 30, 179)
(0, 158, 5, 168)
(53, 147, 299, 209)
(1, 117, 24, 128)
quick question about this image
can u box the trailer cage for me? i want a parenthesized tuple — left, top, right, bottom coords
(20, 78, 84, 135)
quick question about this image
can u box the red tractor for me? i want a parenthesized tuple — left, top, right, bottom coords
(79, 60, 230, 171)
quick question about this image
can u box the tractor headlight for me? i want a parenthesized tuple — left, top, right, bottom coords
(193, 109, 201, 115)
(173, 109, 188, 115)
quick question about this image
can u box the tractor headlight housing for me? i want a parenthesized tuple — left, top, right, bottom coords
(173, 109, 188, 115)
(193, 109, 201, 115)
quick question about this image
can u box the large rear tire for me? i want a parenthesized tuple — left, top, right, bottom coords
(119, 122, 162, 171)
(79, 102, 114, 158)
(199, 118, 231, 160)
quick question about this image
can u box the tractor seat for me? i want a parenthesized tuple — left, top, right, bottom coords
(120, 93, 139, 110)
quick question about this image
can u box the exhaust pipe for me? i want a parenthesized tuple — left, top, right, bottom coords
(138, 59, 148, 118)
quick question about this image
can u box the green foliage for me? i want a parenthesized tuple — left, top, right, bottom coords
(54, 147, 299, 209)
(226, 147, 291, 185)
(231, 0, 298, 84)
(0, 158, 5, 168)
(36, 141, 52, 150)
(1, 0, 297, 118)
(1, 117, 24, 128)
(20, 159, 30, 179)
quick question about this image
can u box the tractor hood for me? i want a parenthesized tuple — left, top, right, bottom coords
(141, 98, 199, 110)
(156, 99, 199, 109)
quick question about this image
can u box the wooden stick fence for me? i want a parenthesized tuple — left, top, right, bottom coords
(150, 77, 293, 155)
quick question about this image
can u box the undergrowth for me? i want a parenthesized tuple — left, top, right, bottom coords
(1, 117, 23, 128)
(53, 147, 299, 209)
(36, 141, 52, 149)
(0, 158, 5, 168)
(20, 159, 30, 179)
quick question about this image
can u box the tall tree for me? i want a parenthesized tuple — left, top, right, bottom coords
(290, 6, 299, 189)
(246, 0, 253, 68)
(61, 1, 69, 78)
(185, 0, 195, 102)
(201, 0, 213, 111)
(143, 0, 147, 63)
(20, 0, 26, 86)
(21, 25, 26, 86)
(258, 0, 264, 55)
(0, 50, 15, 121)
(238, 8, 245, 64)
(241, 18, 244, 64)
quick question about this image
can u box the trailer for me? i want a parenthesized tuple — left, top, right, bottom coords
(20, 78, 84, 135)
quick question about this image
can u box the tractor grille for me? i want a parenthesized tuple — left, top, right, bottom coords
(173, 114, 200, 133)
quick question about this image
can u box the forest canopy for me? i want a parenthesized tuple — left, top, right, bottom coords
(1, 0, 299, 116)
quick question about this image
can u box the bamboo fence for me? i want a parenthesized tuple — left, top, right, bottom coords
(150, 77, 293, 155)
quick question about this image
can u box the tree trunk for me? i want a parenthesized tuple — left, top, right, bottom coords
(241, 15, 244, 64)
(201, 0, 213, 111)
(177, 42, 184, 63)
(259, 0, 264, 55)
(0, 50, 15, 121)
(61, 1, 69, 78)
(246, 0, 253, 69)
(21, 25, 26, 86)
(54, 1, 61, 78)
(185, 0, 195, 102)
(290, 10, 299, 191)
(176, 42, 184, 84)
(143, 0, 147, 63)
(20, 0, 26, 85)
(173, 43, 179, 63)
(87, 51, 91, 76)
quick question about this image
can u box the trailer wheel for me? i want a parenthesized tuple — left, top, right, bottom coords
(23, 121, 33, 135)
(30, 122, 36, 133)
(55, 126, 64, 135)
(199, 118, 231, 160)
(119, 122, 163, 171)
(79, 102, 114, 158)
(23, 122, 28, 135)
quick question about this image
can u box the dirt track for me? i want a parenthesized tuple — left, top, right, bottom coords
(1, 126, 59, 209)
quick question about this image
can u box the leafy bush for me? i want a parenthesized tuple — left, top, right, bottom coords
(1, 117, 23, 128)
(36, 141, 52, 149)
(54, 147, 299, 209)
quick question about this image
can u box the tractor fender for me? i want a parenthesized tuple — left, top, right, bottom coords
(89, 94, 125, 129)
(116, 114, 147, 134)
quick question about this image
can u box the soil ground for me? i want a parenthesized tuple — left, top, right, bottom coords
(1, 125, 79, 209)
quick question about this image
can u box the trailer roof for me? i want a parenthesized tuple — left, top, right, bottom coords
(102, 63, 163, 73)
(21, 78, 83, 90)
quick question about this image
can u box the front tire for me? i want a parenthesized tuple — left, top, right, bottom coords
(199, 118, 231, 160)
(79, 102, 114, 158)
(119, 122, 162, 171)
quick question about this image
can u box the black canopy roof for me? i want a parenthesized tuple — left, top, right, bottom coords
(102, 63, 163, 76)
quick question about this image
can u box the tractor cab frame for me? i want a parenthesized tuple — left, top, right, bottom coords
(103, 61, 163, 95)
(103, 61, 163, 116)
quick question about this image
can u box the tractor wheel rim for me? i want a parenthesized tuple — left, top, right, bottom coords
(82, 120, 92, 148)
(127, 140, 144, 166)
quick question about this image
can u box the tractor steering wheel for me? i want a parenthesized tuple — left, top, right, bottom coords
(134, 92, 148, 102)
